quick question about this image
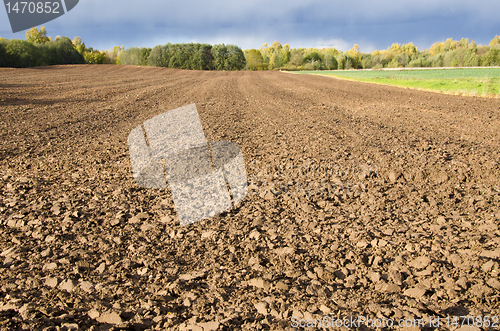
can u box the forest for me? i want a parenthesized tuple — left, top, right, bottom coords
(1, 27, 499, 70)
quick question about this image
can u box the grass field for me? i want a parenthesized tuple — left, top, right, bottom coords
(297, 68, 500, 97)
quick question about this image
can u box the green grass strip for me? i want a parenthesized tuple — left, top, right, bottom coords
(296, 68, 500, 97)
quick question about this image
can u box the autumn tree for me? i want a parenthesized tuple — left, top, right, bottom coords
(490, 35, 500, 46)
(401, 43, 418, 56)
(346, 44, 361, 69)
(26, 26, 51, 44)
(268, 41, 288, 69)
(105, 46, 124, 64)
(245, 49, 264, 70)
(85, 50, 106, 64)
(259, 43, 269, 63)
(430, 38, 460, 56)
(72, 36, 87, 54)
(443, 38, 459, 52)
(259, 41, 290, 69)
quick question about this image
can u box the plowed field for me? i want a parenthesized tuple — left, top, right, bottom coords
(1, 65, 500, 330)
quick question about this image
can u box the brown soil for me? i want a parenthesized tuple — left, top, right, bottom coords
(1, 65, 500, 330)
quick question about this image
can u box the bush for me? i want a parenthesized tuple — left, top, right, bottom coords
(85, 51, 106, 64)
(407, 59, 423, 67)
(281, 64, 301, 71)
(386, 60, 400, 68)
(303, 62, 322, 70)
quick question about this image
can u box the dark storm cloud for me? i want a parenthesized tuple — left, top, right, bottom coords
(1, 0, 499, 51)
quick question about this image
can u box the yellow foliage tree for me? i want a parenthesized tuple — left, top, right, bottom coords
(388, 43, 401, 54)
(429, 41, 444, 56)
(443, 38, 458, 52)
(402, 42, 418, 56)
(346, 44, 361, 69)
(25, 26, 51, 44)
(245, 49, 264, 70)
(490, 35, 500, 46)
(72, 36, 87, 54)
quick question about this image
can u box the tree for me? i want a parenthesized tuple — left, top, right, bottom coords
(118, 47, 144, 65)
(211, 44, 245, 70)
(147, 45, 165, 67)
(225, 45, 246, 70)
(302, 52, 322, 64)
(50, 36, 84, 64)
(459, 38, 470, 49)
(5, 39, 39, 67)
(490, 35, 500, 46)
(212, 44, 228, 70)
(245, 49, 264, 70)
(443, 38, 459, 52)
(480, 48, 500, 66)
(262, 41, 290, 69)
(26, 27, 51, 44)
(0, 40, 6, 67)
(388, 43, 402, 54)
(320, 48, 339, 69)
(361, 53, 374, 68)
(72, 36, 87, 55)
(337, 53, 356, 70)
(139, 47, 152, 66)
(259, 43, 270, 64)
(402, 43, 418, 56)
(104, 46, 123, 64)
(346, 44, 361, 69)
(288, 48, 305, 66)
(281, 44, 291, 65)
(429, 41, 444, 56)
(85, 51, 106, 64)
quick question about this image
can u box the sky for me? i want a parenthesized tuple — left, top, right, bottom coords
(1, 0, 500, 52)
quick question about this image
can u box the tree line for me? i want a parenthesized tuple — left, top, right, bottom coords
(1, 27, 499, 70)
(247, 36, 500, 71)
(0, 27, 123, 67)
(0, 27, 85, 67)
(0, 27, 246, 70)
(118, 43, 246, 70)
